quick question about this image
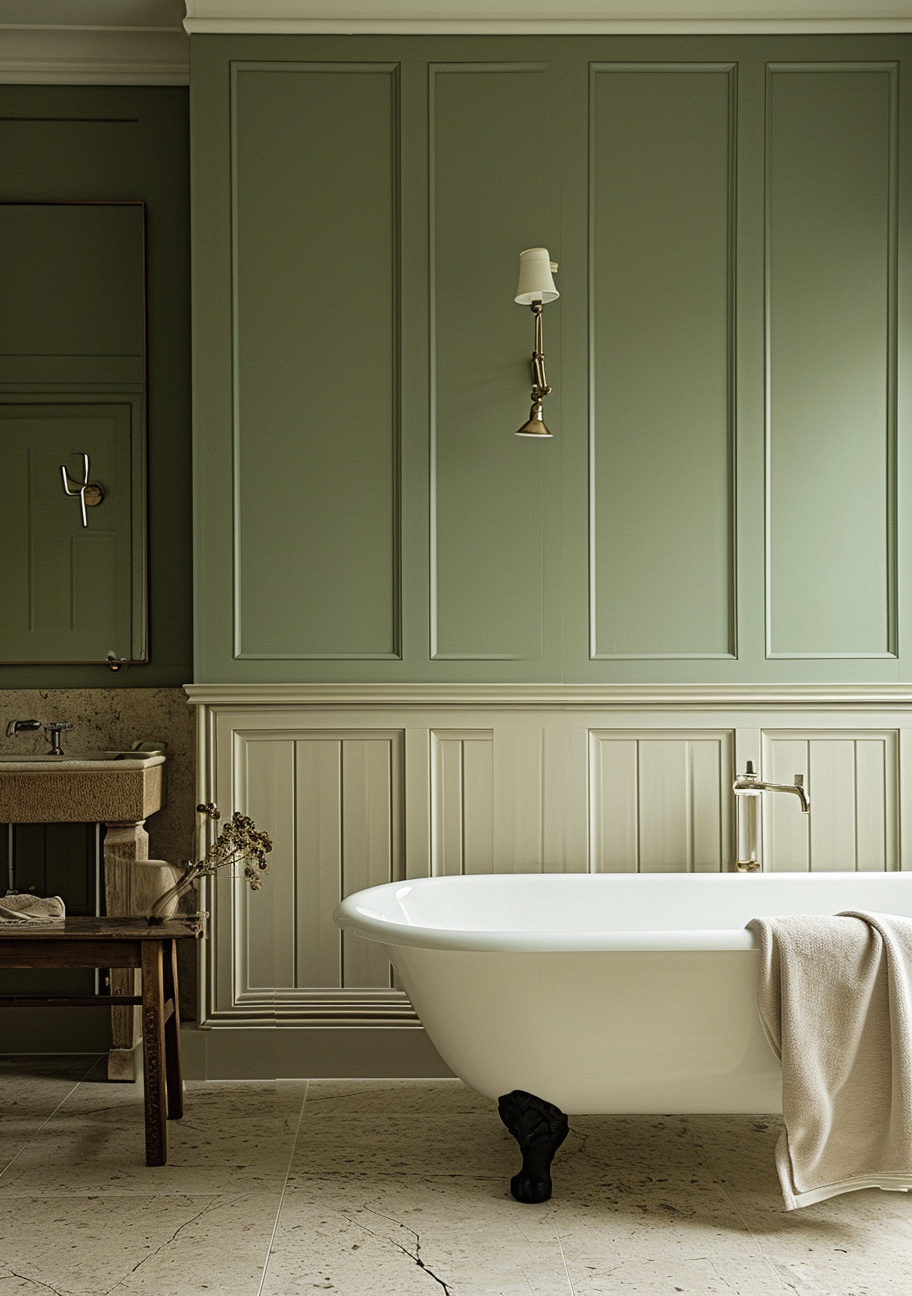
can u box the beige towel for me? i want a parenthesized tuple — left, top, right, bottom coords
(748, 911, 912, 1210)
(0, 893, 65, 924)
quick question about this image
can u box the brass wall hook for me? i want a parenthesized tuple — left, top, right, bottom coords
(60, 452, 106, 527)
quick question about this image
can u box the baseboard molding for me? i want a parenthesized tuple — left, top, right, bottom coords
(0, 1019, 453, 1082)
(180, 1024, 454, 1080)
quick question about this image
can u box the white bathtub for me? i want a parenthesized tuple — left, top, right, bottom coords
(336, 872, 912, 1115)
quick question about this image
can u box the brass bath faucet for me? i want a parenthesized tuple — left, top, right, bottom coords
(732, 761, 809, 872)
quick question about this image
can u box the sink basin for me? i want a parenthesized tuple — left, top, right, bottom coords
(0, 752, 164, 771)
(0, 752, 165, 822)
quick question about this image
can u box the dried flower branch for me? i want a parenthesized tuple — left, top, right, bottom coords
(148, 807, 273, 926)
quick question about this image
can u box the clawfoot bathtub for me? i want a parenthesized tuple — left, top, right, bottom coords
(336, 872, 912, 1202)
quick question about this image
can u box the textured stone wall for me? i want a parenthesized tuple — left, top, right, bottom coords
(0, 688, 196, 866)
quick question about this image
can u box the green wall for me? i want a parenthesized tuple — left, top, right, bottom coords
(191, 33, 911, 686)
(0, 46, 905, 690)
(0, 86, 192, 688)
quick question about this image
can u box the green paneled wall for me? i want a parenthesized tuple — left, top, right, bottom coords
(589, 63, 735, 660)
(431, 63, 558, 664)
(0, 86, 192, 688)
(233, 63, 400, 660)
(191, 34, 911, 685)
(766, 63, 897, 660)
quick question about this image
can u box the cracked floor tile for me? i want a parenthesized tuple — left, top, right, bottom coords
(259, 1193, 442, 1296)
(3, 1070, 912, 1296)
(95, 1190, 283, 1296)
(0, 1191, 279, 1296)
(261, 1179, 573, 1296)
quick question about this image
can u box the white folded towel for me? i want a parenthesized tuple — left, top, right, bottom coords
(0, 893, 66, 924)
(748, 911, 912, 1210)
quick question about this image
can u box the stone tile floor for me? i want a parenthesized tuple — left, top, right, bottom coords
(1, 1056, 911, 1295)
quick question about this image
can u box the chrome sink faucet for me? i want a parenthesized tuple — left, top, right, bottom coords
(732, 760, 809, 872)
(6, 719, 75, 756)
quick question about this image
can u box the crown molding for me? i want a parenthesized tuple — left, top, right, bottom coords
(182, 18, 912, 34)
(0, 25, 189, 84)
(183, 682, 912, 710)
(1, 6, 907, 82)
(182, 0, 912, 35)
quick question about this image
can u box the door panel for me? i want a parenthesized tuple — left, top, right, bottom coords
(0, 401, 139, 662)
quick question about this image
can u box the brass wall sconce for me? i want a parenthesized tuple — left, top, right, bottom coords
(514, 247, 559, 438)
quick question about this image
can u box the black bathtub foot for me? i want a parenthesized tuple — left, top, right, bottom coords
(498, 1089, 569, 1204)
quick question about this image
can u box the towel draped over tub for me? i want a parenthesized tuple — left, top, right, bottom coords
(748, 911, 912, 1210)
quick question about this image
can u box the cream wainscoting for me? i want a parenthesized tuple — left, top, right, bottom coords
(185, 685, 912, 1062)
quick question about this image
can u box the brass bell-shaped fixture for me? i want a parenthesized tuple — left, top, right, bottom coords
(515, 398, 552, 438)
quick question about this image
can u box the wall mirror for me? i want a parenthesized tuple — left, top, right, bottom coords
(0, 201, 146, 665)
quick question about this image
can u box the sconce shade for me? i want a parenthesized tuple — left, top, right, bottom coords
(515, 400, 553, 438)
(515, 247, 559, 304)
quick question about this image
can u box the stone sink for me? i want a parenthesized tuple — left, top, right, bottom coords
(0, 751, 166, 823)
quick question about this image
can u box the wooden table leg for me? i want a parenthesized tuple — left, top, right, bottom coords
(163, 938, 184, 1121)
(140, 940, 167, 1166)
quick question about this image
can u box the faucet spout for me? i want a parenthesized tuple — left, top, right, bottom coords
(761, 778, 810, 814)
(5, 719, 73, 756)
(732, 763, 809, 871)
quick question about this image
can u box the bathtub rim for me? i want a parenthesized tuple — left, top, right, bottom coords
(334, 871, 912, 955)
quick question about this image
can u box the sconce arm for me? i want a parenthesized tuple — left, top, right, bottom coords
(530, 302, 551, 399)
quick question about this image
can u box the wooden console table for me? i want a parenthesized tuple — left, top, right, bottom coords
(0, 918, 193, 1165)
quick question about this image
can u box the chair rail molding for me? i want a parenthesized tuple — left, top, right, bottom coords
(184, 682, 912, 711)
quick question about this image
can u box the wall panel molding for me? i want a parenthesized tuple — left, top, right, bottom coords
(589, 728, 734, 872)
(764, 60, 899, 659)
(428, 62, 551, 662)
(229, 60, 402, 661)
(761, 728, 899, 870)
(588, 62, 737, 660)
(208, 724, 409, 1024)
(198, 696, 911, 1029)
(430, 729, 494, 875)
